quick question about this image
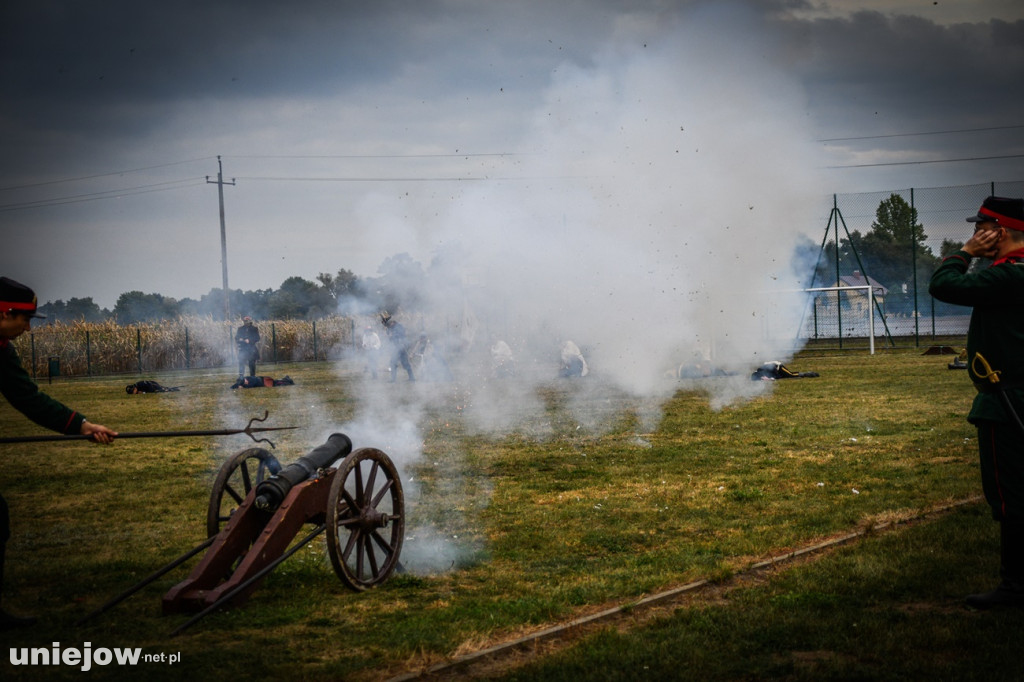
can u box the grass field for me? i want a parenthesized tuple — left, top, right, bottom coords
(1, 349, 1022, 680)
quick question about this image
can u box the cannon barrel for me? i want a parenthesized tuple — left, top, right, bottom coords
(254, 433, 352, 511)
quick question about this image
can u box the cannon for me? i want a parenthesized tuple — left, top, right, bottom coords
(79, 433, 405, 634)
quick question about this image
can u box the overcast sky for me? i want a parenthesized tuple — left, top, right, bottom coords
(1, 0, 1023, 310)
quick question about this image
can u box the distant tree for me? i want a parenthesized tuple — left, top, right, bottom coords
(316, 268, 364, 314)
(40, 297, 109, 323)
(65, 254, 429, 322)
(815, 194, 938, 315)
(36, 299, 66, 323)
(814, 238, 859, 288)
(231, 288, 273, 320)
(267, 289, 300, 320)
(113, 291, 179, 323)
(177, 297, 203, 317)
(64, 297, 106, 322)
(184, 288, 232, 320)
(316, 269, 358, 300)
(940, 238, 965, 258)
(267, 276, 331, 319)
(177, 288, 272, 320)
(859, 194, 935, 288)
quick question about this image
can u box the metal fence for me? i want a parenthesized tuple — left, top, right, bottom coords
(14, 316, 361, 379)
(798, 179, 1024, 350)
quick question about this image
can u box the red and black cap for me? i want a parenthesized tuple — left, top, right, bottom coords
(0, 277, 46, 318)
(967, 196, 1024, 231)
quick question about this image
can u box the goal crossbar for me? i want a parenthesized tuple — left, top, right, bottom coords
(803, 285, 877, 355)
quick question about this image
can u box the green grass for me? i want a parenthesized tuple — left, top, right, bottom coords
(497, 505, 1024, 682)
(0, 350, 1013, 680)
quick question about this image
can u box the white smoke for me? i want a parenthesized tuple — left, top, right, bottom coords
(426, 12, 824, 397)
(339, 7, 828, 573)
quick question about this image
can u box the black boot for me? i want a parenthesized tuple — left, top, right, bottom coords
(967, 519, 1024, 610)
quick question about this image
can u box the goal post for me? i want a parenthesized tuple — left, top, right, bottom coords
(802, 285, 877, 354)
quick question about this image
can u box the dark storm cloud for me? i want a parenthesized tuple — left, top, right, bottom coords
(0, 0, 638, 186)
(5, 1, 1022, 141)
(0, 0, 617, 136)
(0, 1, 423, 132)
(777, 11, 1024, 152)
(3, 0, 1024, 308)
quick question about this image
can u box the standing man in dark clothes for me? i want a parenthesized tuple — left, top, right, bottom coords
(235, 316, 260, 379)
(0, 277, 117, 629)
(380, 312, 415, 382)
(930, 196, 1024, 610)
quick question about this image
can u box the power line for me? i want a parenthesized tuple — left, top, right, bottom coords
(0, 178, 205, 212)
(0, 135, 1014, 196)
(0, 172, 572, 212)
(3, 148, 1016, 208)
(225, 152, 523, 160)
(0, 157, 215, 192)
(0, 153, 521, 195)
(235, 174, 592, 183)
(827, 152, 1024, 169)
(236, 175, 496, 182)
(0, 153, 522, 204)
(819, 124, 1024, 143)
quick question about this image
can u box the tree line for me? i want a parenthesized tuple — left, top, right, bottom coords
(38, 195, 968, 325)
(37, 252, 433, 325)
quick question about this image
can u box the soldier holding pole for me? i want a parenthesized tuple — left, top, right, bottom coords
(0, 276, 118, 629)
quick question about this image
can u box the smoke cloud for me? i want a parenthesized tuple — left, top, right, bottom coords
(338, 8, 829, 573)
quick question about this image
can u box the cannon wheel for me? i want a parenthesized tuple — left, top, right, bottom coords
(207, 448, 281, 537)
(327, 448, 405, 590)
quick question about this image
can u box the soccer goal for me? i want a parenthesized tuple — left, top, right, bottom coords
(801, 285, 877, 354)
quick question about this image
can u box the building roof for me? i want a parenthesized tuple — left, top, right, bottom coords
(838, 271, 888, 295)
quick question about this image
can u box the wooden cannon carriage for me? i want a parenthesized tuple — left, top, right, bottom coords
(79, 433, 405, 634)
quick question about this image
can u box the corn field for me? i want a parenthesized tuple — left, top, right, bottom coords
(12, 315, 361, 378)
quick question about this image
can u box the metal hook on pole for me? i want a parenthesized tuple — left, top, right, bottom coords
(0, 411, 298, 449)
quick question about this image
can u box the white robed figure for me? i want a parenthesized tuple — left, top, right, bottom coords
(559, 340, 589, 378)
(361, 326, 382, 378)
(491, 340, 515, 378)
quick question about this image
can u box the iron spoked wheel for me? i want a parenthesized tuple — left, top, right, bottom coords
(327, 448, 405, 591)
(207, 448, 281, 537)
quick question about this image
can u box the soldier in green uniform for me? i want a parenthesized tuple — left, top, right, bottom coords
(0, 277, 117, 629)
(929, 196, 1024, 610)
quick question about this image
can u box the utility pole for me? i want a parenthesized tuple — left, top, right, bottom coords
(207, 156, 236, 320)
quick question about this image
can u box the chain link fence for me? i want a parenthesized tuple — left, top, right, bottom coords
(799, 179, 1024, 350)
(13, 316, 361, 379)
